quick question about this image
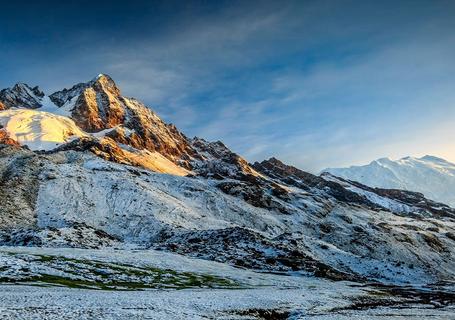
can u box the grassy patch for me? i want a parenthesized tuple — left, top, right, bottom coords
(0, 253, 241, 290)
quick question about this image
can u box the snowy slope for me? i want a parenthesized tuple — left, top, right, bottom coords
(35, 154, 284, 241)
(1, 146, 455, 285)
(0, 109, 86, 151)
(323, 156, 455, 207)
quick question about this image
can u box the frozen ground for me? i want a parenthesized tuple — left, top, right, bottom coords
(2, 285, 454, 320)
(0, 247, 454, 319)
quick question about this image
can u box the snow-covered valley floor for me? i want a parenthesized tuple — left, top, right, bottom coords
(0, 247, 454, 319)
(2, 284, 454, 320)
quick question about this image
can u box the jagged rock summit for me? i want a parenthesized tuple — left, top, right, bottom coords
(0, 75, 200, 172)
(0, 83, 45, 109)
(49, 74, 195, 166)
(1, 74, 455, 288)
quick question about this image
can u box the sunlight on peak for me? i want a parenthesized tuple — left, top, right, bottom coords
(0, 109, 86, 150)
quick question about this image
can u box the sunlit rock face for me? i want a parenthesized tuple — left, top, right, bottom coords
(0, 129, 21, 147)
(51, 136, 190, 176)
(49, 74, 196, 167)
(51, 75, 125, 132)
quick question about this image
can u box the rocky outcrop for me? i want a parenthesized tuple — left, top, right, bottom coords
(47, 136, 138, 166)
(191, 137, 260, 178)
(0, 145, 40, 232)
(253, 158, 381, 209)
(153, 227, 356, 281)
(47, 136, 189, 175)
(216, 179, 291, 214)
(348, 179, 455, 219)
(0, 129, 20, 147)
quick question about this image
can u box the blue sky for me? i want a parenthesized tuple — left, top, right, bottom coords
(1, 0, 455, 172)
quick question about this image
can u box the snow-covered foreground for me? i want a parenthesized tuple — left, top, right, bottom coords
(0, 246, 454, 320)
(2, 285, 454, 320)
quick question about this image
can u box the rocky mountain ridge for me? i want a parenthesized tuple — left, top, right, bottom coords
(1, 75, 455, 287)
(0, 83, 45, 110)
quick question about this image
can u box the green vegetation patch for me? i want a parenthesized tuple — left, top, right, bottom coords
(0, 253, 241, 291)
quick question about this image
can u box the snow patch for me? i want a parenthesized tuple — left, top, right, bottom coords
(0, 109, 87, 151)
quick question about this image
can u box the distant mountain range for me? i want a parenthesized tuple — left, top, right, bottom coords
(1, 74, 455, 288)
(323, 156, 455, 207)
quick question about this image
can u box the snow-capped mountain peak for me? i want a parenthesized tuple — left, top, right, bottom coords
(420, 154, 453, 165)
(94, 73, 109, 80)
(323, 155, 455, 206)
(1, 74, 196, 166)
